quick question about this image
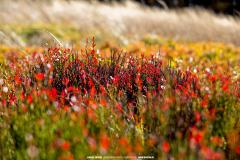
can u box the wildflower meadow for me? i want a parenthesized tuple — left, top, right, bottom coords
(0, 1, 240, 160)
(0, 36, 239, 159)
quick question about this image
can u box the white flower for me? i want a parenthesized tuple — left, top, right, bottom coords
(0, 79, 3, 85)
(110, 76, 114, 80)
(206, 68, 211, 73)
(205, 87, 210, 91)
(54, 101, 59, 108)
(47, 109, 52, 115)
(27, 145, 39, 158)
(2, 86, 8, 93)
(71, 96, 77, 103)
(47, 63, 51, 68)
(176, 58, 183, 63)
(193, 68, 197, 73)
(189, 57, 193, 63)
(25, 133, 33, 142)
(96, 49, 100, 54)
(161, 85, 165, 90)
(73, 105, 80, 112)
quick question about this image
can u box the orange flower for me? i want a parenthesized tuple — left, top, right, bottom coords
(147, 135, 158, 147)
(63, 105, 70, 112)
(118, 137, 128, 146)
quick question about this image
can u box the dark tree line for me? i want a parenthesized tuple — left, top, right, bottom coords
(98, 0, 240, 15)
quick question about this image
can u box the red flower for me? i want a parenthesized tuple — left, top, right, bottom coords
(9, 93, 17, 105)
(208, 108, 216, 120)
(100, 99, 107, 107)
(48, 88, 58, 101)
(100, 134, 110, 152)
(221, 77, 230, 93)
(35, 73, 44, 81)
(222, 83, 229, 92)
(211, 136, 223, 146)
(189, 127, 204, 144)
(21, 91, 25, 100)
(14, 75, 22, 85)
(235, 145, 240, 155)
(118, 137, 128, 146)
(195, 111, 201, 123)
(100, 85, 106, 95)
(63, 105, 70, 112)
(162, 141, 170, 153)
(90, 87, 96, 97)
(116, 103, 122, 112)
(61, 141, 70, 151)
(201, 94, 209, 108)
(111, 75, 120, 85)
(62, 78, 69, 86)
(209, 74, 217, 82)
(27, 95, 33, 104)
(195, 132, 204, 143)
(201, 146, 223, 160)
(161, 103, 169, 111)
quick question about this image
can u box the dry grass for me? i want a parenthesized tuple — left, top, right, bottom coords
(0, 0, 240, 46)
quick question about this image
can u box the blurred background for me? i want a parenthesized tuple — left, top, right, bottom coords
(0, 0, 240, 47)
(101, 0, 240, 15)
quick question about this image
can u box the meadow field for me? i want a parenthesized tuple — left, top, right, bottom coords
(0, 0, 240, 159)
